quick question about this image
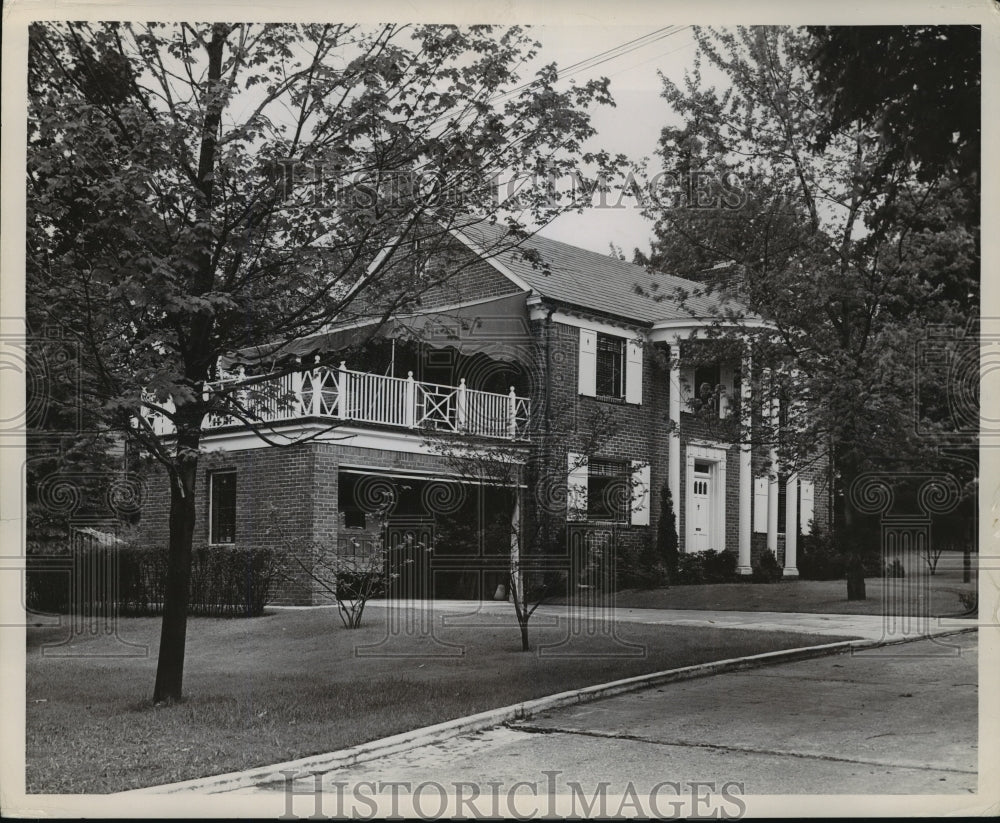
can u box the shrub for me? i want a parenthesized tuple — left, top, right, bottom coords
(751, 549, 783, 583)
(618, 536, 669, 590)
(672, 551, 706, 585)
(27, 542, 282, 617)
(957, 590, 977, 616)
(669, 549, 739, 586)
(657, 482, 679, 580)
(798, 529, 847, 580)
(882, 557, 905, 578)
(702, 549, 738, 583)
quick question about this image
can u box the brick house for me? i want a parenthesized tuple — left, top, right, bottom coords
(139, 220, 829, 603)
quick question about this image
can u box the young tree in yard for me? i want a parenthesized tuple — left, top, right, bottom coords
(639, 26, 978, 600)
(27, 21, 624, 701)
(282, 522, 398, 629)
(427, 400, 629, 652)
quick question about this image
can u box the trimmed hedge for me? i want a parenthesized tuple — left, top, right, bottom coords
(26, 544, 282, 617)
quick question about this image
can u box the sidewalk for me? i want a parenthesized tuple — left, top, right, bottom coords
(363, 598, 975, 642)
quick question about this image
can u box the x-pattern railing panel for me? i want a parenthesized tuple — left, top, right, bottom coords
(145, 365, 530, 440)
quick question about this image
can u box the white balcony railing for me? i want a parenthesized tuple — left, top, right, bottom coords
(143, 363, 531, 441)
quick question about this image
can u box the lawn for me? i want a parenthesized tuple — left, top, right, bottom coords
(611, 551, 977, 616)
(26, 607, 852, 794)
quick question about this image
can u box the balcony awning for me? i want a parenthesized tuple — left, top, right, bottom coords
(226, 291, 532, 368)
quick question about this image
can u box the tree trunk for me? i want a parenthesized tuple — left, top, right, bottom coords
(518, 618, 530, 652)
(838, 456, 867, 601)
(152, 434, 200, 703)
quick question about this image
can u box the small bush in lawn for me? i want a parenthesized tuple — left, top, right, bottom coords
(285, 523, 403, 629)
(957, 590, 977, 616)
(882, 557, 905, 578)
(751, 549, 783, 583)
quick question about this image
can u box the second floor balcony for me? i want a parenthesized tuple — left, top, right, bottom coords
(145, 363, 531, 441)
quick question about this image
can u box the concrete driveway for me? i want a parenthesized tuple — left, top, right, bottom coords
(263, 633, 977, 803)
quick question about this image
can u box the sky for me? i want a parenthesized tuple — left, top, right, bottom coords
(525, 25, 703, 259)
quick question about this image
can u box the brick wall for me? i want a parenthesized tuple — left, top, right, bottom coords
(527, 315, 669, 566)
(138, 299, 834, 602)
(415, 239, 524, 307)
(534, 324, 831, 565)
(138, 440, 515, 605)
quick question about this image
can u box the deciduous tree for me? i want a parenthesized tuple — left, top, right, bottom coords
(639, 26, 978, 599)
(27, 21, 622, 700)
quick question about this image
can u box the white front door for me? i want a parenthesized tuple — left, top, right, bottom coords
(689, 462, 712, 552)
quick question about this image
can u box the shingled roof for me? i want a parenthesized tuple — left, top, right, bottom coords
(456, 219, 745, 326)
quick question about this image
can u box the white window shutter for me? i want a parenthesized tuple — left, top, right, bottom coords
(680, 367, 695, 410)
(753, 476, 769, 533)
(800, 480, 815, 535)
(630, 461, 650, 526)
(567, 452, 589, 521)
(625, 339, 643, 404)
(578, 329, 597, 397)
(718, 363, 734, 419)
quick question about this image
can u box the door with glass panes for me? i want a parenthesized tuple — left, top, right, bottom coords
(689, 460, 713, 552)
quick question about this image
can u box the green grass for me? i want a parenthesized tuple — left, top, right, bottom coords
(611, 552, 977, 616)
(26, 607, 852, 794)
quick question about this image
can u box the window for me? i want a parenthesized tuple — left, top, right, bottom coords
(587, 459, 630, 522)
(694, 363, 721, 414)
(595, 333, 626, 398)
(579, 328, 642, 404)
(568, 453, 649, 525)
(682, 362, 732, 418)
(339, 473, 368, 529)
(209, 471, 236, 544)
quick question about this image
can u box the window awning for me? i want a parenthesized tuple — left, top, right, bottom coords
(225, 291, 533, 369)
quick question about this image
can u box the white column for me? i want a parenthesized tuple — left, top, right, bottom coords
(668, 337, 682, 537)
(738, 346, 753, 575)
(457, 378, 468, 431)
(404, 371, 416, 428)
(338, 361, 350, 420)
(784, 472, 799, 577)
(766, 374, 779, 556)
(507, 385, 517, 438)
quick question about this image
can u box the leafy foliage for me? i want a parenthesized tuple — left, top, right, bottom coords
(808, 25, 980, 183)
(640, 26, 978, 599)
(27, 21, 623, 699)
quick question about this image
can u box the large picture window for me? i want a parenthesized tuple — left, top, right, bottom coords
(596, 333, 626, 398)
(209, 471, 236, 545)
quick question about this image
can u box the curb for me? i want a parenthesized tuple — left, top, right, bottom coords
(125, 626, 976, 795)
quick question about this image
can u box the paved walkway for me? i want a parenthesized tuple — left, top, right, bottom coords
(253, 633, 978, 803)
(363, 598, 975, 642)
